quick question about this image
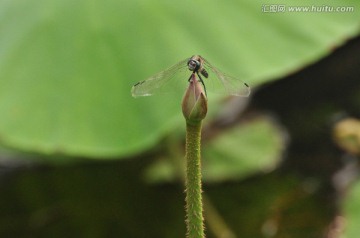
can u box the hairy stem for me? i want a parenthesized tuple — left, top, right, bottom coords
(185, 121, 205, 238)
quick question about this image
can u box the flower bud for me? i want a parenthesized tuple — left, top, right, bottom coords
(182, 74, 208, 123)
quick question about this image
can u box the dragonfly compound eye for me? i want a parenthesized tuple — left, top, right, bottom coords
(188, 60, 200, 71)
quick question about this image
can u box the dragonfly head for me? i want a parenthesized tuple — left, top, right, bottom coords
(187, 59, 200, 72)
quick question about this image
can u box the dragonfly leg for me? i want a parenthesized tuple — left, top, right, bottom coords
(196, 72, 207, 96)
(187, 73, 195, 82)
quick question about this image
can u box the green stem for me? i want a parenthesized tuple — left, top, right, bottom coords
(185, 121, 205, 238)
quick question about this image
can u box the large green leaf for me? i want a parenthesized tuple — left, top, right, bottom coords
(0, 0, 359, 157)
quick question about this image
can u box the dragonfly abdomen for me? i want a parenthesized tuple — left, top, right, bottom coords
(200, 69, 208, 78)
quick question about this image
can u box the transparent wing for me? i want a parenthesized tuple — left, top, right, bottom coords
(202, 57, 250, 97)
(131, 58, 189, 97)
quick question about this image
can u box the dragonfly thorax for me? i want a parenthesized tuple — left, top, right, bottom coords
(187, 57, 209, 78)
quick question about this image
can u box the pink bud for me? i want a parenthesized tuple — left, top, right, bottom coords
(182, 74, 208, 123)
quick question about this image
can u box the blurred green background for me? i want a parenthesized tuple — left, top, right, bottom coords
(1, 0, 360, 237)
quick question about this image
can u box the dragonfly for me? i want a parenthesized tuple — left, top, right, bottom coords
(131, 55, 250, 97)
